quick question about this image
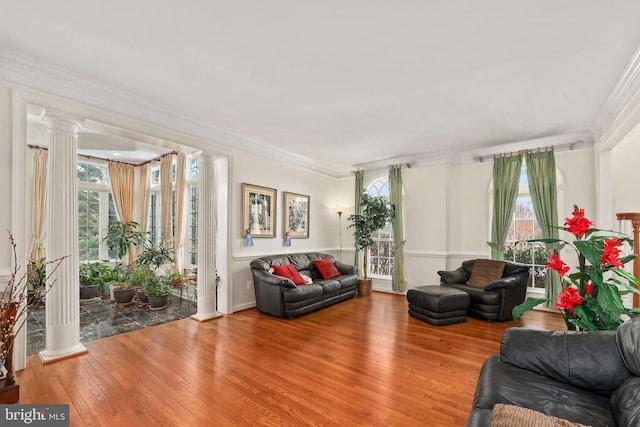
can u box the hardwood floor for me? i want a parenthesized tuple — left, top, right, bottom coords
(16, 292, 565, 427)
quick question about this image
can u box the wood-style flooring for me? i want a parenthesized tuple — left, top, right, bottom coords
(16, 292, 565, 427)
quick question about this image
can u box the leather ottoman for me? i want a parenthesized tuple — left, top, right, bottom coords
(407, 285, 470, 326)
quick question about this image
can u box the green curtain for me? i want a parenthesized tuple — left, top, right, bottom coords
(354, 170, 364, 278)
(389, 166, 406, 292)
(525, 150, 561, 307)
(491, 155, 522, 260)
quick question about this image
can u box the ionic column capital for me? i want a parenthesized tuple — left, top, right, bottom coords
(43, 110, 84, 135)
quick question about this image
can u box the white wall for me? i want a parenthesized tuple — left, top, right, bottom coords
(230, 150, 351, 309)
(0, 78, 606, 311)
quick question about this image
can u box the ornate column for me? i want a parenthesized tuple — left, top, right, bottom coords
(41, 111, 87, 363)
(192, 153, 222, 321)
(616, 212, 640, 309)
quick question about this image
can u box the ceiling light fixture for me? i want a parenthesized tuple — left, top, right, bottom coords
(112, 152, 122, 157)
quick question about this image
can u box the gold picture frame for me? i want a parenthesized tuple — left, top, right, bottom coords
(242, 183, 277, 238)
(283, 192, 310, 239)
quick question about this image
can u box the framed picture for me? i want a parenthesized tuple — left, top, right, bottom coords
(242, 183, 277, 238)
(283, 192, 310, 239)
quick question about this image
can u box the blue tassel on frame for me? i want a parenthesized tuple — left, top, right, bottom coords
(284, 232, 291, 247)
(245, 230, 254, 247)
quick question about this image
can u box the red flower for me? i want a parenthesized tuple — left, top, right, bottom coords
(546, 255, 570, 277)
(601, 238, 624, 268)
(564, 208, 594, 238)
(555, 286, 583, 314)
(585, 281, 593, 296)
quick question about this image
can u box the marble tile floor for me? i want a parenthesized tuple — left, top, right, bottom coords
(27, 293, 197, 356)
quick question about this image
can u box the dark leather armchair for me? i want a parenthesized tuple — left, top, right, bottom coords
(466, 319, 640, 426)
(437, 259, 530, 322)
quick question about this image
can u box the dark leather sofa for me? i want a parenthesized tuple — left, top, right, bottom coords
(466, 318, 640, 427)
(437, 259, 530, 321)
(250, 252, 358, 318)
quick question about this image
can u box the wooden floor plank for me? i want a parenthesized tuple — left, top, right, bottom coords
(16, 292, 565, 426)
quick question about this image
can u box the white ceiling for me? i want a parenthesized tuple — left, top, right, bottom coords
(2, 1, 640, 175)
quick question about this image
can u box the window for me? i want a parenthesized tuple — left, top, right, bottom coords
(367, 178, 394, 278)
(78, 189, 100, 261)
(77, 162, 114, 262)
(147, 157, 200, 266)
(188, 185, 198, 265)
(502, 162, 549, 292)
(187, 157, 200, 266)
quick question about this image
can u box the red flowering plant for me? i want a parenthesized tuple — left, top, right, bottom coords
(513, 206, 640, 331)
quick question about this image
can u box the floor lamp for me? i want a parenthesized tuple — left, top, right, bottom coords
(333, 207, 346, 262)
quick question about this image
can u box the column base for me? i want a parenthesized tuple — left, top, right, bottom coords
(38, 343, 88, 365)
(191, 312, 223, 322)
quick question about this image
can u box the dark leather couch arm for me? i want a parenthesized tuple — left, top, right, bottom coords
(334, 260, 357, 276)
(501, 327, 633, 393)
(611, 377, 640, 426)
(437, 266, 469, 284)
(251, 269, 296, 288)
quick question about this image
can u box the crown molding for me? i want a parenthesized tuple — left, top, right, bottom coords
(0, 50, 343, 178)
(0, 49, 609, 179)
(594, 45, 640, 150)
(353, 150, 454, 174)
(451, 130, 595, 166)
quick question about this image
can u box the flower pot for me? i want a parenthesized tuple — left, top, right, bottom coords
(138, 289, 149, 305)
(112, 287, 135, 306)
(79, 284, 100, 300)
(357, 278, 372, 297)
(101, 282, 111, 298)
(148, 294, 169, 310)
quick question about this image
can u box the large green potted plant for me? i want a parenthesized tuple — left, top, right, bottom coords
(103, 220, 147, 305)
(135, 242, 175, 305)
(102, 220, 147, 268)
(347, 192, 394, 296)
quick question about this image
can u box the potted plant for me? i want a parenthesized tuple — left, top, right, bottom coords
(110, 267, 134, 306)
(103, 221, 147, 305)
(98, 265, 120, 298)
(167, 271, 184, 289)
(79, 262, 111, 300)
(136, 242, 175, 272)
(130, 264, 155, 306)
(347, 192, 394, 296)
(144, 276, 172, 310)
(102, 220, 147, 269)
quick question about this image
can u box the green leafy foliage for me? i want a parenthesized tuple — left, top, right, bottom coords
(346, 192, 394, 279)
(102, 220, 148, 264)
(512, 207, 640, 331)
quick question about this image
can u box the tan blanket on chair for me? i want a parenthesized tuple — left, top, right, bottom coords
(491, 404, 591, 427)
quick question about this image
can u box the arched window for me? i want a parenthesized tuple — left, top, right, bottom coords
(491, 160, 564, 293)
(367, 177, 394, 278)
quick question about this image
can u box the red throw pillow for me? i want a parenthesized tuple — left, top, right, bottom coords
(271, 264, 306, 285)
(313, 258, 341, 279)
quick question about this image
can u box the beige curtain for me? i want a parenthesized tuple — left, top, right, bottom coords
(136, 163, 151, 255)
(160, 154, 174, 249)
(174, 153, 187, 272)
(108, 161, 136, 265)
(29, 148, 48, 260)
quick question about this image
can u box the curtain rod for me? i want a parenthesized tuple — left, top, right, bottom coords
(27, 145, 177, 166)
(473, 140, 584, 163)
